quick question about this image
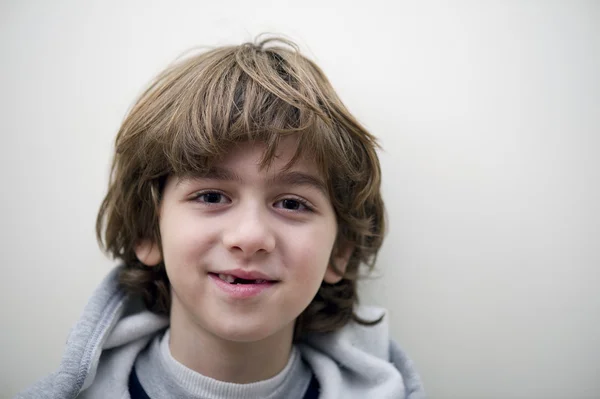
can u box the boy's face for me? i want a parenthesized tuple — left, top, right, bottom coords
(138, 137, 347, 344)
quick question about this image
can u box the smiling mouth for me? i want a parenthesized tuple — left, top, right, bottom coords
(209, 272, 276, 285)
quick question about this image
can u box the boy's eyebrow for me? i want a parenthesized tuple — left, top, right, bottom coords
(267, 171, 328, 197)
(201, 166, 243, 183)
(188, 166, 328, 196)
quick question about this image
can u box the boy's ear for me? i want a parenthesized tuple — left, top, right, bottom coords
(323, 245, 354, 284)
(134, 239, 162, 266)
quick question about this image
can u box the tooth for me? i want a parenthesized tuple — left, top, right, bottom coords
(219, 274, 235, 283)
(255, 279, 266, 284)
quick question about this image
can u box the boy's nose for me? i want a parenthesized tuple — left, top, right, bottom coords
(222, 205, 276, 256)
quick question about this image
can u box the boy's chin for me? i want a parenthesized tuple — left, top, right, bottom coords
(208, 320, 294, 345)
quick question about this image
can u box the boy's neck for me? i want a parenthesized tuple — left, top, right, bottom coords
(168, 312, 295, 384)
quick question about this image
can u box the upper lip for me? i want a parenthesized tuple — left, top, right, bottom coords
(212, 269, 277, 281)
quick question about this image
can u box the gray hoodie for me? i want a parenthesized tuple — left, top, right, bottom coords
(16, 266, 425, 399)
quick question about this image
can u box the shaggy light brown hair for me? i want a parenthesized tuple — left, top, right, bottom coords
(96, 36, 385, 337)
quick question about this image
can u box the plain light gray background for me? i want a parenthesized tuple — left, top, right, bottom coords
(1, 1, 599, 398)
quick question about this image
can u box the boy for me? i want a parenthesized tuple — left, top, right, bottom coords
(18, 36, 424, 398)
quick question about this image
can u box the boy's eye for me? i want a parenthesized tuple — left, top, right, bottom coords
(282, 199, 301, 210)
(195, 192, 229, 204)
(274, 198, 311, 212)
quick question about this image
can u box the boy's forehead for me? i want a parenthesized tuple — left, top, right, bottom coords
(223, 139, 313, 169)
(177, 138, 327, 183)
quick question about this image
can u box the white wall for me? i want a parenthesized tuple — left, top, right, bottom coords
(1, 1, 598, 398)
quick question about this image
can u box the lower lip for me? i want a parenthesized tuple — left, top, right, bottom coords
(209, 273, 276, 299)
